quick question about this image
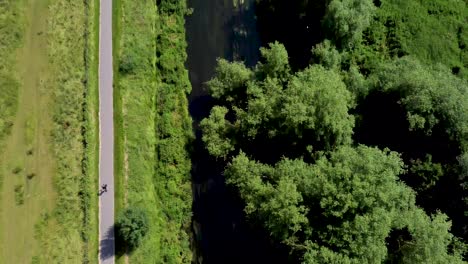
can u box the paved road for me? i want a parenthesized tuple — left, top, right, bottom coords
(99, 0, 114, 263)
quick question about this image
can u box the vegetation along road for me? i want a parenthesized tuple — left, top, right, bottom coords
(99, 0, 115, 263)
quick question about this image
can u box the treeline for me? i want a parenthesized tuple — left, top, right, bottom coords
(34, 0, 99, 262)
(116, 0, 192, 262)
(200, 0, 468, 262)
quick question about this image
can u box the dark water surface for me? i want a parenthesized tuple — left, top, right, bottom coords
(185, 1, 290, 263)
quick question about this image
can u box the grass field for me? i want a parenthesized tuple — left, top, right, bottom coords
(114, 0, 193, 262)
(0, 0, 100, 262)
(0, 0, 55, 262)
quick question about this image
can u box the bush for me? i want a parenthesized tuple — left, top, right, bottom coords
(115, 207, 149, 250)
(14, 184, 24, 205)
(118, 53, 137, 74)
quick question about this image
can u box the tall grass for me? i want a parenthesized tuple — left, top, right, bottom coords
(115, 0, 193, 262)
(116, 0, 159, 262)
(32, 0, 99, 262)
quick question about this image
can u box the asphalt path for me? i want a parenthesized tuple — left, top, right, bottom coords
(98, 0, 115, 263)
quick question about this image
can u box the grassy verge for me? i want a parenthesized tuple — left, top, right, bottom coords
(115, 0, 193, 262)
(113, 0, 125, 226)
(112, 0, 126, 263)
(83, 0, 101, 261)
(116, 0, 159, 262)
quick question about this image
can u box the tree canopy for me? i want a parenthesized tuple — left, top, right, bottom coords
(225, 146, 464, 263)
(198, 0, 468, 262)
(202, 42, 355, 161)
(201, 42, 466, 262)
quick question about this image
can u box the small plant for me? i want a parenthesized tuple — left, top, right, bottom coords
(14, 184, 24, 205)
(12, 166, 23, 174)
(27, 172, 36, 180)
(26, 148, 33, 155)
(31, 256, 39, 264)
(118, 53, 137, 74)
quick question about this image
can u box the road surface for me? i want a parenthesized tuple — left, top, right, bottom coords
(99, 0, 114, 263)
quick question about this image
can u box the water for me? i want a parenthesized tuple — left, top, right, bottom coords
(185, 0, 290, 263)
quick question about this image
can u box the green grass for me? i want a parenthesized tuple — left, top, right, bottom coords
(113, 0, 125, 227)
(0, 1, 57, 262)
(115, 0, 193, 262)
(16, 0, 99, 262)
(356, 0, 468, 78)
(112, 0, 126, 263)
(0, 0, 22, 144)
(83, 0, 101, 261)
(116, 1, 159, 262)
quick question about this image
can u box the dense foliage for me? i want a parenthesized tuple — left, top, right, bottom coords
(201, 35, 467, 261)
(202, 42, 354, 162)
(154, 0, 193, 261)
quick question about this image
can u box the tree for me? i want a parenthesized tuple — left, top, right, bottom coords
(256, 41, 291, 82)
(201, 43, 467, 262)
(200, 106, 235, 158)
(281, 65, 354, 148)
(357, 56, 468, 240)
(311, 39, 341, 69)
(202, 43, 355, 161)
(370, 57, 468, 149)
(322, 0, 376, 49)
(206, 58, 253, 104)
(115, 207, 149, 250)
(224, 146, 464, 262)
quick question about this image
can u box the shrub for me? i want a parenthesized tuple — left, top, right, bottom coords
(115, 207, 149, 250)
(14, 184, 24, 205)
(118, 53, 137, 74)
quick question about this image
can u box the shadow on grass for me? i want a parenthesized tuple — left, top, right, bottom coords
(114, 222, 130, 257)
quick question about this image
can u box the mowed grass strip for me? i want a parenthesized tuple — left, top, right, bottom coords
(115, 0, 193, 262)
(83, 0, 100, 261)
